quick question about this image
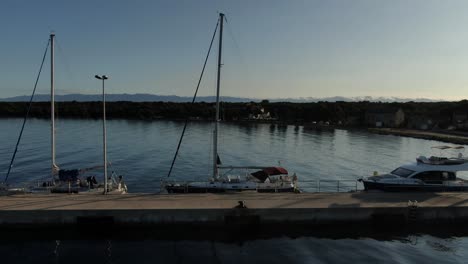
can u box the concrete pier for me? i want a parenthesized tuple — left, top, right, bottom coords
(2, 192, 468, 239)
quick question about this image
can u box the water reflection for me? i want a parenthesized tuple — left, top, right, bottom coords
(106, 240, 113, 264)
(0, 234, 465, 264)
(235, 122, 257, 136)
(294, 125, 300, 133)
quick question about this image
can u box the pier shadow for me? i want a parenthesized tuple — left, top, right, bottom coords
(38, 193, 165, 210)
(0, 193, 161, 210)
(348, 191, 468, 208)
(0, 197, 60, 210)
(350, 191, 441, 203)
(264, 193, 341, 209)
(328, 203, 361, 208)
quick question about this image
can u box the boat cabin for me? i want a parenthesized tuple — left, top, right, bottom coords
(411, 171, 455, 184)
(391, 164, 460, 184)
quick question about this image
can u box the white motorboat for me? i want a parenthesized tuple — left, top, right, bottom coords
(360, 146, 468, 192)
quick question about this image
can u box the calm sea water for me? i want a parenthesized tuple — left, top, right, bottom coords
(1, 118, 468, 263)
(0, 118, 459, 191)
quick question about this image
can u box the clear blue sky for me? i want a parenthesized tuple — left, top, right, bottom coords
(1, 0, 468, 100)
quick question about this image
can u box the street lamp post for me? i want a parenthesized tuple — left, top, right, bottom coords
(95, 74, 109, 194)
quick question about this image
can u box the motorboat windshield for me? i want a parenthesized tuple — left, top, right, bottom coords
(391, 167, 415, 177)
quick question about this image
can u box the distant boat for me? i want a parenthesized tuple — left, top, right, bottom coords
(6, 33, 127, 194)
(360, 145, 468, 192)
(164, 13, 298, 193)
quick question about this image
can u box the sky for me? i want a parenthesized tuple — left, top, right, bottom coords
(1, 0, 468, 100)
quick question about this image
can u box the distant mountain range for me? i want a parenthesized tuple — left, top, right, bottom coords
(0, 93, 446, 103)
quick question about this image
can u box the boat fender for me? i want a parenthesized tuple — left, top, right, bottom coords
(122, 183, 128, 193)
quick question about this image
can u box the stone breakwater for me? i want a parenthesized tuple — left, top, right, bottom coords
(368, 128, 468, 145)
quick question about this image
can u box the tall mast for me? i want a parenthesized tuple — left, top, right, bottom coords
(102, 76, 108, 194)
(213, 13, 224, 178)
(50, 32, 57, 177)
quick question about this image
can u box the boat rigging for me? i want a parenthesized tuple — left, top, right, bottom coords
(164, 13, 299, 193)
(4, 33, 127, 194)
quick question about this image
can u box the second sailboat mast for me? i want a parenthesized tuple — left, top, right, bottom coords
(213, 13, 224, 179)
(50, 32, 56, 178)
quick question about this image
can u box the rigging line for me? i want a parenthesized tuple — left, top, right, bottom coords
(54, 39, 75, 122)
(224, 20, 252, 86)
(166, 18, 220, 178)
(4, 39, 51, 184)
(55, 38, 79, 95)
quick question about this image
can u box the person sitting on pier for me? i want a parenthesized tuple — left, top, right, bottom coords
(86, 176, 98, 189)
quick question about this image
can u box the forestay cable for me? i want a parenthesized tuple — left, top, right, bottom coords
(166, 18, 220, 178)
(4, 39, 50, 183)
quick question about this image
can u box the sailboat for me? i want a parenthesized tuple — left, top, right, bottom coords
(164, 13, 299, 193)
(7, 33, 127, 194)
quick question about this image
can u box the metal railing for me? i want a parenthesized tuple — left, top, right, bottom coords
(159, 178, 364, 193)
(161, 180, 298, 193)
(298, 179, 364, 193)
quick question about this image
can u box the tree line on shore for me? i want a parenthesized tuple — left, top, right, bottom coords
(1, 100, 467, 128)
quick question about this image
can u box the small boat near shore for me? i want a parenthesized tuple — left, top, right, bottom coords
(360, 146, 468, 192)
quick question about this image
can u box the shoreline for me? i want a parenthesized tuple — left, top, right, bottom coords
(0, 116, 344, 128)
(3, 115, 468, 145)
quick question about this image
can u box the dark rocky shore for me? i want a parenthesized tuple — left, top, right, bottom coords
(368, 128, 468, 145)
